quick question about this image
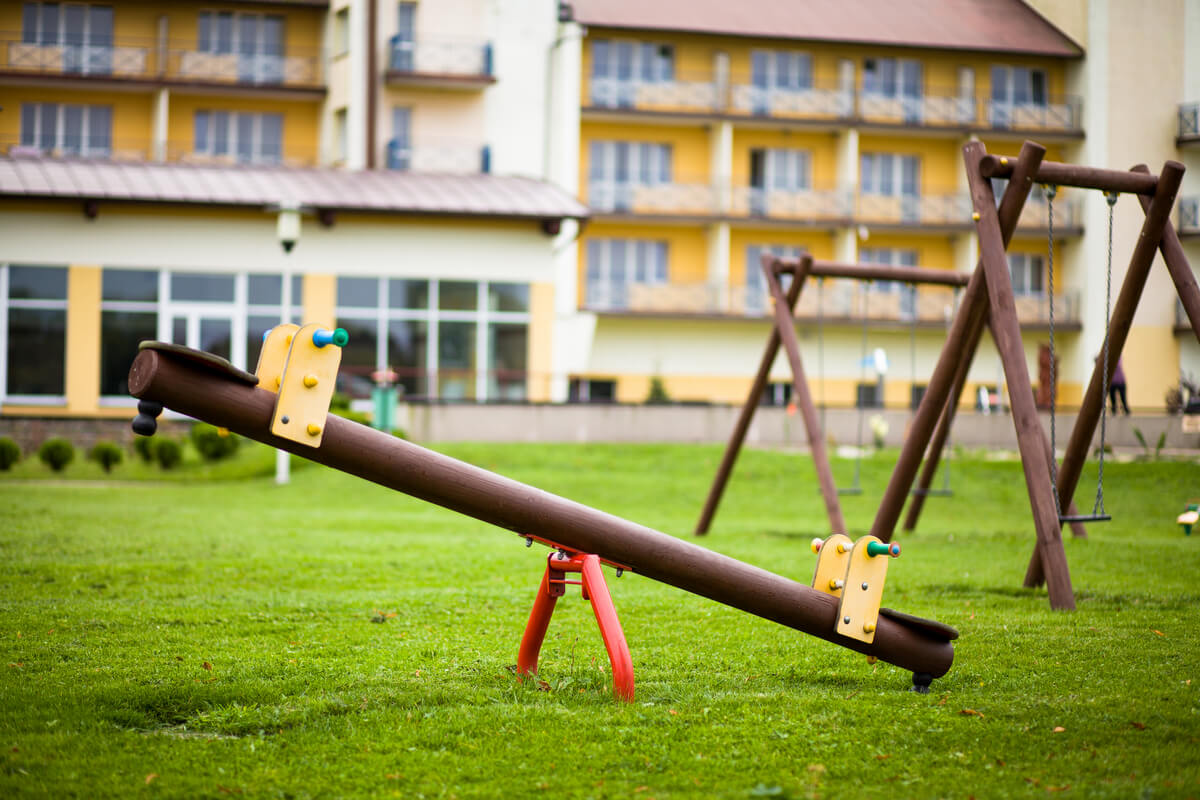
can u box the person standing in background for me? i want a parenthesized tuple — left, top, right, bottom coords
(1109, 357, 1130, 415)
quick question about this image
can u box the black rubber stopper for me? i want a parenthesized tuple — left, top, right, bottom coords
(910, 672, 933, 694)
(131, 400, 164, 436)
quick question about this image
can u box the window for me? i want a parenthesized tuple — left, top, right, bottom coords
(863, 58, 922, 99)
(860, 248, 919, 316)
(3, 265, 68, 399)
(860, 153, 920, 197)
(19, 102, 111, 156)
(744, 245, 801, 312)
(590, 38, 674, 107)
(22, 3, 114, 74)
(761, 382, 793, 407)
(193, 110, 283, 164)
(1008, 253, 1045, 296)
(334, 108, 348, 163)
(585, 239, 668, 310)
(198, 11, 284, 83)
(99, 269, 157, 397)
(748, 149, 810, 192)
(388, 108, 411, 170)
(588, 141, 671, 211)
(751, 50, 812, 91)
(856, 382, 882, 409)
(990, 65, 1047, 126)
(393, 2, 416, 70)
(568, 378, 616, 403)
(333, 8, 350, 57)
(335, 278, 529, 402)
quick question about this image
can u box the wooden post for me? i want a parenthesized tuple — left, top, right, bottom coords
(1025, 160, 1185, 587)
(964, 140, 1076, 610)
(1134, 172, 1200, 346)
(870, 141, 1046, 545)
(695, 260, 808, 535)
(763, 254, 847, 535)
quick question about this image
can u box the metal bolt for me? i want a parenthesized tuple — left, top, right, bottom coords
(843, 616, 851, 625)
(524, 537, 532, 548)
(303, 374, 319, 388)
(280, 415, 290, 424)
(616, 568, 623, 578)
(862, 582, 869, 591)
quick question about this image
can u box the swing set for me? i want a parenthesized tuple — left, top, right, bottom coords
(695, 253, 969, 538)
(872, 140, 1200, 610)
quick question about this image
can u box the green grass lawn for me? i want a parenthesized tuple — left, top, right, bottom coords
(2, 439, 1199, 799)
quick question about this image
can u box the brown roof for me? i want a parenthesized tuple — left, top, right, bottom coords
(569, 0, 1082, 58)
(0, 155, 589, 221)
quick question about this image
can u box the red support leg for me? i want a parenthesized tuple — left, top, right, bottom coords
(516, 550, 635, 702)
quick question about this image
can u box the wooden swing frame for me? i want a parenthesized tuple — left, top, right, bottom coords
(870, 140, 1200, 610)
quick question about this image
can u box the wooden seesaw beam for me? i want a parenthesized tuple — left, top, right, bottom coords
(128, 345, 956, 688)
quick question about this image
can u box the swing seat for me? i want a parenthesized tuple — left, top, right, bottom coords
(1058, 513, 1111, 523)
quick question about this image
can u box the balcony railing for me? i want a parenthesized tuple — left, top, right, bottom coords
(1179, 197, 1199, 235)
(584, 72, 1083, 134)
(386, 35, 493, 83)
(585, 178, 1082, 230)
(386, 139, 491, 174)
(584, 277, 1079, 326)
(0, 32, 323, 89)
(2, 135, 318, 167)
(1179, 103, 1200, 143)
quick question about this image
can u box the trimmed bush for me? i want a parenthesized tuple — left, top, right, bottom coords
(190, 423, 240, 462)
(88, 441, 124, 473)
(133, 436, 156, 463)
(154, 438, 183, 470)
(0, 437, 20, 470)
(38, 438, 75, 472)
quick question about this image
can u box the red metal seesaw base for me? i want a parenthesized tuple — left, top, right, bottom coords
(517, 549, 635, 702)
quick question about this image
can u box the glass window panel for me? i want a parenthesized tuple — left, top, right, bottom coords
(40, 3, 59, 45)
(991, 65, 1008, 101)
(7, 308, 66, 395)
(614, 142, 630, 181)
(334, 316, 378, 399)
(437, 320, 476, 401)
(879, 154, 894, 195)
(615, 41, 633, 80)
(88, 105, 111, 152)
(262, 16, 283, 56)
(248, 274, 282, 305)
(39, 103, 58, 150)
(751, 51, 769, 88)
(170, 273, 235, 302)
(238, 14, 258, 57)
(487, 283, 528, 312)
(99, 310, 156, 395)
(589, 141, 606, 180)
(194, 111, 210, 152)
(657, 45, 674, 81)
(20, 103, 37, 146)
(62, 105, 83, 153)
(438, 281, 477, 311)
(1030, 70, 1047, 105)
(236, 113, 255, 162)
(23, 4, 38, 44)
(198, 11, 212, 51)
(102, 269, 157, 302)
(654, 242, 669, 282)
(1013, 67, 1031, 103)
(215, 12, 233, 54)
(89, 5, 113, 46)
(639, 43, 655, 81)
(592, 40, 609, 76)
(387, 319, 427, 398)
(260, 113, 282, 162)
(488, 323, 527, 401)
(171, 316, 186, 345)
(213, 111, 229, 154)
(337, 276, 378, 308)
(10, 265, 67, 299)
(586, 239, 603, 281)
(658, 144, 671, 183)
(610, 240, 627, 282)
(388, 278, 428, 309)
(199, 318, 232, 361)
(246, 314, 280, 370)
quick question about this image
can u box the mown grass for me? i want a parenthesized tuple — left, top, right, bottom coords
(1, 439, 1199, 799)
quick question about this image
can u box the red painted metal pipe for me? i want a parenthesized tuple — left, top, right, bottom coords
(129, 347, 955, 680)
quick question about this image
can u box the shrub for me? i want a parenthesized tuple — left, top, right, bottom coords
(645, 376, 671, 405)
(190, 423, 240, 462)
(154, 438, 183, 470)
(88, 441, 124, 473)
(38, 438, 75, 472)
(0, 437, 20, 470)
(133, 436, 156, 463)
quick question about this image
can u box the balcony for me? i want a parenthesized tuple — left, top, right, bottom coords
(386, 139, 491, 174)
(0, 33, 324, 92)
(1179, 197, 1199, 237)
(2, 134, 319, 167)
(585, 177, 1082, 233)
(1179, 103, 1200, 146)
(385, 35, 494, 89)
(583, 277, 1080, 328)
(583, 72, 1083, 136)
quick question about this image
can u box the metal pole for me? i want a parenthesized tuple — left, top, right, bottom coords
(129, 348, 956, 679)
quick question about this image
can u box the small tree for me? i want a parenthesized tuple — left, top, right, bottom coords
(38, 438, 75, 472)
(645, 376, 671, 405)
(154, 438, 183, 470)
(0, 437, 20, 471)
(88, 441, 124, 473)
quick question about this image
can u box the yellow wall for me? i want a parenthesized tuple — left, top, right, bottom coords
(858, 134, 961, 193)
(168, 95, 321, 165)
(65, 265, 101, 414)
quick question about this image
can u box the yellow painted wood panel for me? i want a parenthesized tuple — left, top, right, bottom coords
(65, 265, 101, 414)
(527, 281, 555, 402)
(303, 274, 336, 328)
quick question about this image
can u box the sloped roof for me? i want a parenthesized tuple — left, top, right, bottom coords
(569, 0, 1083, 58)
(0, 155, 589, 221)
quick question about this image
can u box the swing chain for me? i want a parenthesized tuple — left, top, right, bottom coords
(1093, 192, 1119, 516)
(1044, 184, 1062, 517)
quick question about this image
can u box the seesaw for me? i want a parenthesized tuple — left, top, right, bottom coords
(127, 324, 957, 699)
